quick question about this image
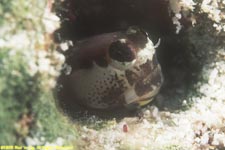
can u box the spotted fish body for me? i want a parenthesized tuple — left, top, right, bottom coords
(57, 27, 163, 110)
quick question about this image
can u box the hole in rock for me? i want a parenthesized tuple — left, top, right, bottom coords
(53, 0, 201, 120)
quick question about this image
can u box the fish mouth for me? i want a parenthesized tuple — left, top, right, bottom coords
(137, 98, 154, 106)
(125, 97, 154, 110)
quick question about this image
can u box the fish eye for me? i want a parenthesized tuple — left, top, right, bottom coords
(108, 40, 135, 62)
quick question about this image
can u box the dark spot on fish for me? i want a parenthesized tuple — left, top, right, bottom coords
(134, 66, 141, 71)
(102, 87, 125, 106)
(139, 59, 152, 75)
(125, 70, 139, 85)
(135, 79, 153, 96)
(135, 66, 163, 97)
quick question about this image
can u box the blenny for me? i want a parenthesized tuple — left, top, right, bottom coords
(56, 27, 163, 110)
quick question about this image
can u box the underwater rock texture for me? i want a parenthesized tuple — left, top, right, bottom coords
(52, 0, 225, 149)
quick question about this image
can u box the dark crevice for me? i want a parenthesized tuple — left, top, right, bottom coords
(53, 0, 202, 119)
